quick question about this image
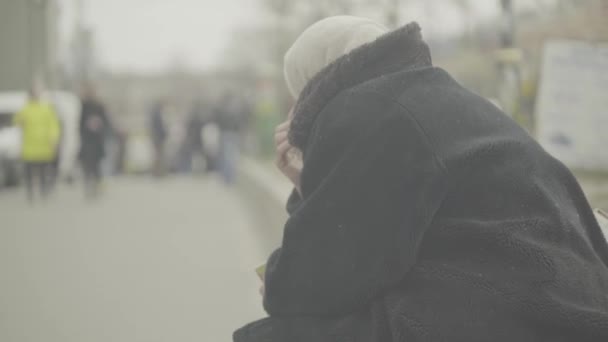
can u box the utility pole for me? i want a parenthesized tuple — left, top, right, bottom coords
(497, 0, 521, 118)
(72, 0, 95, 87)
(386, 0, 400, 28)
(269, 0, 293, 117)
(499, 0, 515, 49)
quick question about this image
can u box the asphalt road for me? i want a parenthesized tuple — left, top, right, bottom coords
(0, 177, 266, 342)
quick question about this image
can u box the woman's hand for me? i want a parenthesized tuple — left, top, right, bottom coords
(275, 116, 302, 194)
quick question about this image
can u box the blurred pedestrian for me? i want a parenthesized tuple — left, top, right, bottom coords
(48, 117, 63, 189)
(214, 92, 245, 185)
(148, 100, 168, 177)
(201, 118, 220, 173)
(235, 16, 608, 342)
(13, 86, 61, 202)
(78, 85, 111, 199)
(113, 127, 127, 175)
(178, 102, 205, 174)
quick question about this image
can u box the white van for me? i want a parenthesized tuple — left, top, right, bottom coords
(0, 91, 81, 187)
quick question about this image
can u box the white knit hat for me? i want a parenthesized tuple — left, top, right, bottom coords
(283, 16, 388, 99)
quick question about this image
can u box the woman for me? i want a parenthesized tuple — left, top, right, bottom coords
(235, 17, 608, 341)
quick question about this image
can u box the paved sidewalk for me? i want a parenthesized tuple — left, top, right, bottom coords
(0, 177, 265, 342)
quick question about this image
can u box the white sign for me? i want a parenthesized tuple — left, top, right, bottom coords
(536, 39, 608, 170)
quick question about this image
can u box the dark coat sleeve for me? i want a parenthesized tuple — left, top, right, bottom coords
(79, 103, 88, 139)
(99, 104, 113, 136)
(263, 90, 448, 317)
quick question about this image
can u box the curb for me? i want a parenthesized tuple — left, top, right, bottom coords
(238, 158, 292, 254)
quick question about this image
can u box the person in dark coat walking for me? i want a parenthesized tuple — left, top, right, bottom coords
(178, 102, 206, 174)
(149, 100, 168, 177)
(214, 92, 245, 185)
(78, 85, 111, 198)
(234, 16, 608, 342)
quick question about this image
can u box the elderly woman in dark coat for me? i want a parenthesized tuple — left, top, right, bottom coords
(235, 16, 608, 342)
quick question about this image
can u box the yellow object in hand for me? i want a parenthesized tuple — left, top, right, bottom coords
(255, 263, 266, 281)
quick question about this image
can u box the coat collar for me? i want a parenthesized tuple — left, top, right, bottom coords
(288, 22, 432, 150)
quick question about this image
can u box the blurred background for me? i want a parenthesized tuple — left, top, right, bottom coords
(0, 0, 606, 341)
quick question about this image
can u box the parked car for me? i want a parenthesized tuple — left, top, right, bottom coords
(0, 95, 24, 187)
(0, 127, 22, 187)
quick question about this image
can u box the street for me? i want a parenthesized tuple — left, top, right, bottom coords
(0, 177, 266, 342)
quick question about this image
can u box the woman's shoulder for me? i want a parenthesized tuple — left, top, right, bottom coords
(310, 86, 420, 153)
(356, 66, 445, 95)
(324, 85, 408, 120)
(313, 88, 399, 137)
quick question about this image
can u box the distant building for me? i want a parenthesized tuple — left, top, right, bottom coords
(0, 0, 59, 91)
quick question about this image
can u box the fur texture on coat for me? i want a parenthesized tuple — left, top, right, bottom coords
(234, 22, 608, 342)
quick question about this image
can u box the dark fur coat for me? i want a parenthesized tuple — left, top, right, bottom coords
(234, 23, 608, 342)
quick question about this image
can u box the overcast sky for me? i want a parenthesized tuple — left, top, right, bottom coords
(58, 0, 265, 72)
(57, 0, 514, 73)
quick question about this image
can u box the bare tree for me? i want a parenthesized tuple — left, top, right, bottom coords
(453, 0, 474, 45)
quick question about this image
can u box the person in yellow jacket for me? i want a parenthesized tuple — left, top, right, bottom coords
(13, 88, 61, 202)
